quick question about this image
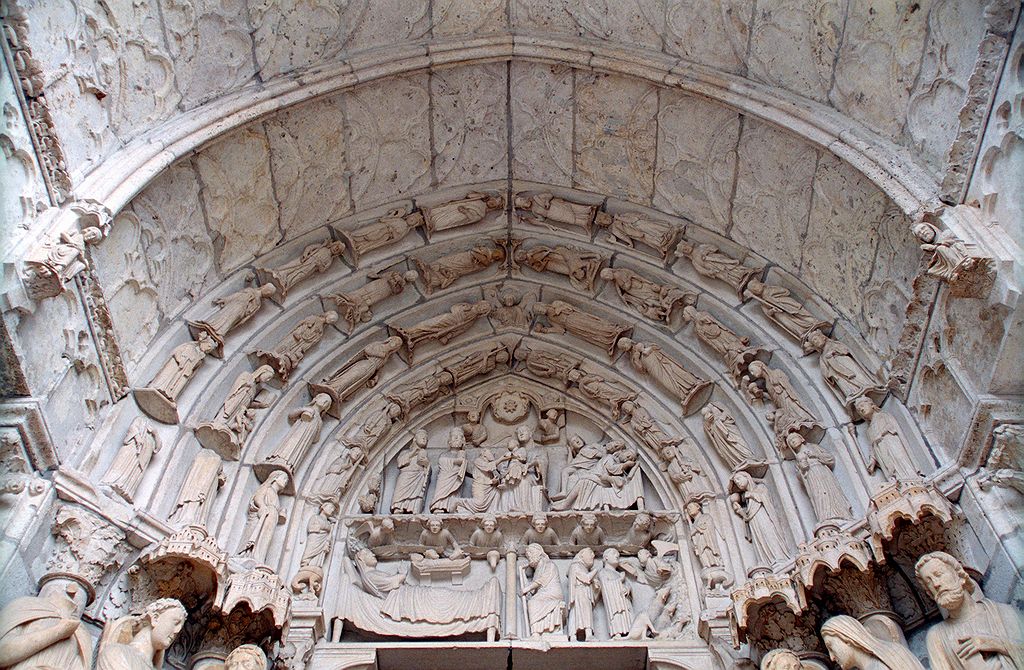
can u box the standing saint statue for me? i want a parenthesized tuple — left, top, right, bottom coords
(568, 547, 600, 641)
(789, 434, 852, 522)
(95, 598, 187, 670)
(685, 500, 734, 592)
(597, 548, 635, 639)
(256, 240, 345, 299)
(291, 501, 337, 597)
(915, 551, 1024, 670)
(677, 240, 762, 297)
(101, 417, 162, 503)
(532, 300, 632, 357)
(429, 428, 468, 513)
(255, 393, 331, 489)
(747, 361, 824, 450)
(390, 430, 431, 514)
(194, 365, 275, 460)
(853, 398, 922, 480)
(600, 267, 693, 324)
(701, 403, 764, 474)
(187, 284, 277, 357)
(0, 574, 93, 670)
(237, 471, 289, 565)
(729, 471, 790, 567)
(328, 270, 418, 333)
(744, 279, 830, 343)
(618, 338, 713, 416)
(168, 449, 225, 527)
(391, 301, 492, 360)
(597, 212, 681, 259)
(251, 311, 339, 382)
(340, 211, 423, 263)
(521, 544, 565, 637)
(803, 330, 887, 415)
(134, 331, 217, 424)
(308, 336, 403, 417)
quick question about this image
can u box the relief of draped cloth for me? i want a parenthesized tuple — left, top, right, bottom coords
(391, 449, 430, 514)
(527, 560, 565, 635)
(0, 596, 92, 670)
(430, 451, 467, 512)
(597, 567, 633, 637)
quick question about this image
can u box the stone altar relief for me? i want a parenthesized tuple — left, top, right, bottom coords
(101, 417, 162, 503)
(250, 310, 339, 384)
(617, 338, 713, 416)
(187, 284, 277, 358)
(194, 365, 276, 460)
(516, 243, 608, 292)
(308, 336, 404, 418)
(254, 239, 345, 300)
(327, 270, 419, 334)
(134, 331, 217, 424)
(601, 266, 696, 325)
(338, 210, 424, 265)
(532, 299, 633, 357)
(413, 243, 506, 295)
(420, 191, 505, 236)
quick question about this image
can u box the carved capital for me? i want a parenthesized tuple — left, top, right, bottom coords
(46, 503, 128, 585)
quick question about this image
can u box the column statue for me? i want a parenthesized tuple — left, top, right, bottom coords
(95, 598, 187, 670)
(0, 574, 92, 670)
(237, 471, 289, 564)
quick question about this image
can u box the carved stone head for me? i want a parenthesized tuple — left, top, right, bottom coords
(38, 572, 92, 615)
(531, 513, 548, 533)
(525, 543, 546, 568)
(481, 514, 497, 534)
(145, 598, 188, 651)
(760, 649, 803, 670)
(413, 429, 428, 448)
(447, 427, 466, 450)
(225, 644, 268, 670)
(602, 547, 620, 568)
(915, 551, 973, 611)
(425, 515, 443, 534)
(581, 513, 598, 533)
(632, 512, 652, 532)
(575, 546, 595, 568)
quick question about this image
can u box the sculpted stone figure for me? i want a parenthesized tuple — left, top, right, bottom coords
(0, 574, 93, 670)
(597, 212, 681, 259)
(515, 192, 599, 233)
(532, 300, 632, 356)
(237, 471, 289, 564)
(618, 338, 713, 416)
(598, 548, 636, 639)
(625, 513, 655, 548)
(168, 449, 225, 527)
(345, 398, 403, 452)
(469, 515, 503, 570)
(308, 337, 403, 417)
(328, 270, 418, 333)
(912, 221, 986, 284)
(221, 644, 269, 670)
(747, 360, 824, 451)
(517, 244, 607, 292)
(677, 240, 762, 297)
(701, 403, 763, 474)
(659, 443, 710, 501)
(682, 305, 768, 381)
(621, 401, 675, 454)
(803, 330, 887, 416)
(255, 239, 345, 299)
(854, 398, 922, 481)
(291, 501, 337, 596)
(418, 516, 464, 559)
(729, 471, 790, 566)
(521, 543, 565, 637)
(363, 517, 396, 549)
(101, 417, 161, 502)
(461, 409, 489, 446)
(134, 331, 217, 424)
(570, 513, 606, 546)
(567, 367, 638, 420)
(95, 598, 187, 670)
(391, 301, 492, 359)
(415, 245, 505, 294)
(551, 440, 642, 511)
(456, 447, 501, 514)
(313, 444, 365, 501)
(600, 267, 694, 324)
(252, 311, 339, 382)
(686, 500, 734, 592)
(358, 473, 382, 514)
(789, 434, 852, 522)
(485, 285, 534, 330)
(744, 278, 829, 343)
(188, 284, 277, 357)
(915, 551, 1024, 669)
(352, 547, 406, 597)
(978, 424, 1024, 494)
(568, 547, 600, 641)
(518, 342, 582, 382)
(194, 365, 275, 460)
(523, 513, 560, 545)
(429, 428, 468, 513)
(821, 615, 925, 670)
(761, 649, 808, 670)
(390, 430, 431, 514)
(443, 339, 513, 387)
(422, 192, 503, 234)
(255, 394, 331, 488)
(24, 224, 105, 299)
(385, 368, 455, 419)
(339, 211, 424, 263)
(536, 408, 561, 444)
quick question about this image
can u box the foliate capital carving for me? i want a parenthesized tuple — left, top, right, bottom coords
(46, 504, 128, 585)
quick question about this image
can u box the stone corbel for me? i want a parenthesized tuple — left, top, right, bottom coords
(139, 525, 230, 607)
(19, 199, 112, 301)
(866, 479, 957, 561)
(278, 598, 326, 670)
(911, 202, 999, 299)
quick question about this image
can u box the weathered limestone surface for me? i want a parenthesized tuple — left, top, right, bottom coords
(431, 64, 509, 187)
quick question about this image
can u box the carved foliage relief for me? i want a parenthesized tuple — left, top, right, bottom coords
(511, 62, 574, 187)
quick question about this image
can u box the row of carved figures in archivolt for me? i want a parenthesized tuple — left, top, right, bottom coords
(20, 190, 991, 303)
